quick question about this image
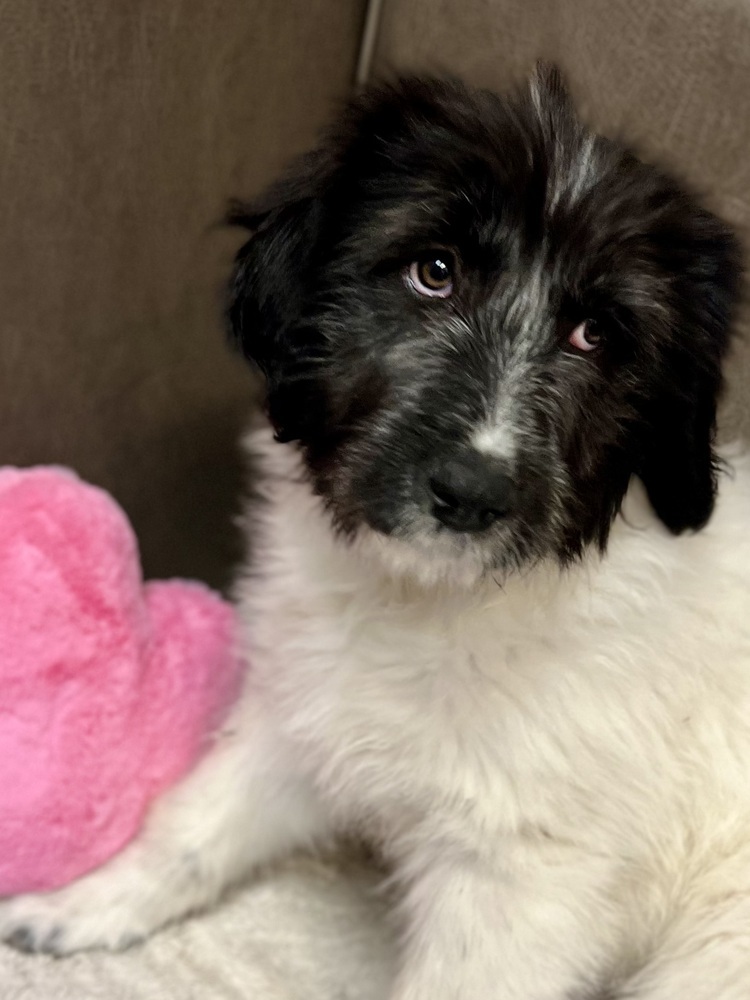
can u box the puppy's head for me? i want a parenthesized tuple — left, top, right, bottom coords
(229, 66, 742, 583)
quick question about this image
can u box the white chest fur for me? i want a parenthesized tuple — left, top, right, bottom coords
(237, 430, 750, 884)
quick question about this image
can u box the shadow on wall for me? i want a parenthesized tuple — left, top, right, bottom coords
(125, 392, 262, 594)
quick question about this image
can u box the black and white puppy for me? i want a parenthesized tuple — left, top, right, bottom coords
(3, 65, 750, 1000)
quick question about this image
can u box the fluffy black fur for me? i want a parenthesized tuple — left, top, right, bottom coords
(228, 65, 742, 574)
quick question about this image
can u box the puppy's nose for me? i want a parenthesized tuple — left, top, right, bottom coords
(429, 451, 515, 533)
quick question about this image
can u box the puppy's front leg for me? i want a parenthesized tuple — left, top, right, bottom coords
(0, 691, 329, 955)
(390, 852, 613, 1000)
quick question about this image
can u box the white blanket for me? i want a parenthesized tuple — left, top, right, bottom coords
(1, 856, 395, 1000)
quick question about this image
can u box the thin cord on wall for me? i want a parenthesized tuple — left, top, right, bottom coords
(355, 0, 385, 89)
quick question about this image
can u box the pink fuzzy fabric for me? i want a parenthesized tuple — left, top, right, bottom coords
(0, 467, 243, 895)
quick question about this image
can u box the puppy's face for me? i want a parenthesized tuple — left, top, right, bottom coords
(230, 68, 741, 582)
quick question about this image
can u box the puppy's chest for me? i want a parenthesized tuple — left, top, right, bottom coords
(256, 583, 593, 838)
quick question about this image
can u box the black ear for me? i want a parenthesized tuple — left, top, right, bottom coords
(227, 149, 335, 442)
(638, 366, 723, 534)
(636, 210, 743, 533)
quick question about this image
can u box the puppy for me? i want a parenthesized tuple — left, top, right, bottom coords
(2, 65, 749, 1000)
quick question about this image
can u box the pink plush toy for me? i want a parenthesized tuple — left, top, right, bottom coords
(0, 467, 244, 896)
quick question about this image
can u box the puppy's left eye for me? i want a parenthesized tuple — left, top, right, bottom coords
(568, 320, 602, 352)
(406, 252, 455, 298)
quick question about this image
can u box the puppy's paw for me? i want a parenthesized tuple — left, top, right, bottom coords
(0, 887, 149, 955)
(0, 852, 165, 955)
(0, 841, 225, 956)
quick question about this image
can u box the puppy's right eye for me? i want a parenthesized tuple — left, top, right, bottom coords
(568, 320, 602, 352)
(406, 252, 455, 298)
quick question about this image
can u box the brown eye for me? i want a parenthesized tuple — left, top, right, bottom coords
(568, 320, 602, 352)
(407, 253, 455, 298)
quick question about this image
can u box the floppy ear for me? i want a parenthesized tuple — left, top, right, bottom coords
(227, 149, 335, 442)
(638, 363, 724, 534)
(636, 210, 742, 533)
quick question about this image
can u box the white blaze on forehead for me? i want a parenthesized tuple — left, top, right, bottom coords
(465, 251, 555, 468)
(471, 352, 536, 464)
(472, 363, 530, 462)
(472, 422, 517, 461)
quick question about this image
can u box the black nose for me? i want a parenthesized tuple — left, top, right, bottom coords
(429, 451, 515, 533)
